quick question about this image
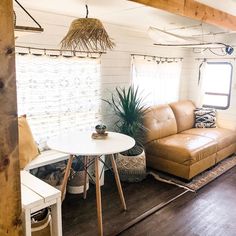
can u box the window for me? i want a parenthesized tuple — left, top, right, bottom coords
(16, 54, 101, 150)
(200, 62, 233, 110)
(132, 56, 182, 106)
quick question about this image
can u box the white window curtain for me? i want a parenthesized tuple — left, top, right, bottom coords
(132, 56, 182, 106)
(196, 60, 207, 107)
(16, 54, 101, 150)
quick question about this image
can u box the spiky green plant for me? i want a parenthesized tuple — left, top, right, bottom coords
(103, 86, 148, 156)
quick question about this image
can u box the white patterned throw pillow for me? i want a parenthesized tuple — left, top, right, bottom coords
(194, 108, 217, 128)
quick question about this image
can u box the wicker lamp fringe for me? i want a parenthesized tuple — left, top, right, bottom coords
(61, 18, 115, 52)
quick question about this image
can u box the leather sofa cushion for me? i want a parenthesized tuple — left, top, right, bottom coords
(144, 104, 177, 143)
(169, 100, 196, 132)
(182, 128, 236, 150)
(145, 133, 217, 166)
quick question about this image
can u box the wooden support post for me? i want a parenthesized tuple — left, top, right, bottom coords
(0, 0, 23, 235)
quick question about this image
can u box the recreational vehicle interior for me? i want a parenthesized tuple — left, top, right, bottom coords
(1, 0, 236, 235)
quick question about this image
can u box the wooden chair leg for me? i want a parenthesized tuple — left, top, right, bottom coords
(95, 157, 103, 236)
(60, 155, 73, 201)
(110, 154, 127, 211)
(83, 156, 88, 199)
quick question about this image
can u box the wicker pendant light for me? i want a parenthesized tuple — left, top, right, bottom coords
(61, 5, 115, 52)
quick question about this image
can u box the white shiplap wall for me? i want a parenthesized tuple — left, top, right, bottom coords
(15, 9, 191, 129)
(100, 26, 192, 127)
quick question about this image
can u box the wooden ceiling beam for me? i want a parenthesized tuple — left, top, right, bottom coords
(129, 0, 236, 31)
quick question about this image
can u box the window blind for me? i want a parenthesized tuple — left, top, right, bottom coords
(16, 54, 101, 150)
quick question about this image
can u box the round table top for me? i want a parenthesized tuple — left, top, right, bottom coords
(47, 131, 135, 156)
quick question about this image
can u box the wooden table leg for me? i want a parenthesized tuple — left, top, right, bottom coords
(110, 154, 127, 211)
(61, 155, 73, 201)
(83, 156, 88, 199)
(95, 157, 103, 236)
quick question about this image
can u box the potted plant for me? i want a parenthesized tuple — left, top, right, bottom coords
(67, 156, 89, 194)
(103, 86, 148, 182)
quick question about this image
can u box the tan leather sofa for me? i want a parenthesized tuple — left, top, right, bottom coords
(144, 100, 236, 180)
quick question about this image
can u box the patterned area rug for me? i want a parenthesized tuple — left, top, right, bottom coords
(150, 154, 236, 192)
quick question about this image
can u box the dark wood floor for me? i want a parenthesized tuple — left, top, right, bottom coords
(121, 166, 236, 236)
(62, 166, 236, 236)
(62, 172, 187, 236)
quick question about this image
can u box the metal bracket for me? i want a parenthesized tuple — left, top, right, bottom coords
(14, 0, 44, 33)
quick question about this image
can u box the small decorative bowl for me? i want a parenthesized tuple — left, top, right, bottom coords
(95, 124, 106, 134)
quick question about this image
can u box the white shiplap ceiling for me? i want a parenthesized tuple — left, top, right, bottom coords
(14, 0, 236, 37)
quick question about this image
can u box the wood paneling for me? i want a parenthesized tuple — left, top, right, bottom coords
(0, 0, 22, 235)
(129, 0, 236, 31)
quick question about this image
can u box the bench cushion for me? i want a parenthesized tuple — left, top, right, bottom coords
(19, 115, 39, 169)
(146, 133, 217, 166)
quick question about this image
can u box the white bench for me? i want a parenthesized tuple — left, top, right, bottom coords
(24, 150, 70, 171)
(21, 170, 62, 236)
(24, 150, 73, 200)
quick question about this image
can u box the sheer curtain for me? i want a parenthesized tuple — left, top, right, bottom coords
(132, 56, 182, 106)
(196, 60, 207, 107)
(16, 54, 101, 150)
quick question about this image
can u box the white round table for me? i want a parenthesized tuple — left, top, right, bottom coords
(47, 131, 135, 156)
(47, 131, 135, 236)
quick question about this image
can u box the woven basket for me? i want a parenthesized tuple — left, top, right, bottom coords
(31, 208, 51, 236)
(116, 150, 146, 182)
(67, 170, 89, 194)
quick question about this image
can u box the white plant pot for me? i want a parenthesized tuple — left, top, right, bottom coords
(116, 150, 146, 182)
(67, 183, 89, 194)
(67, 170, 89, 194)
